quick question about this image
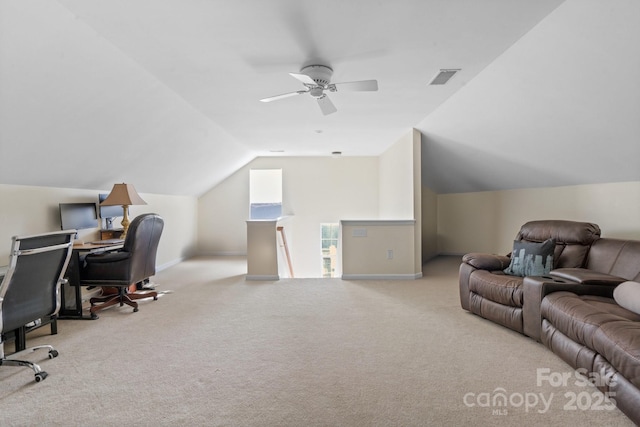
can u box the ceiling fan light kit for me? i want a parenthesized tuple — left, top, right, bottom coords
(260, 64, 378, 115)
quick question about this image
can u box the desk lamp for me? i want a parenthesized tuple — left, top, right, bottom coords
(100, 183, 147, 239)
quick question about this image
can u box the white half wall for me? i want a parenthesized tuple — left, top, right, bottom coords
(341, 219, 420, 280)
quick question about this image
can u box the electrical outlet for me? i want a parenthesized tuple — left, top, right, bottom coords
(387, 249, 393, 260)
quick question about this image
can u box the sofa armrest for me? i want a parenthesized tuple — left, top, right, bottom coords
(522, 275, 618, 342)
(459, 253, 510, 311)
(462, 253, 510, 271)
(550, 268, 626, 285)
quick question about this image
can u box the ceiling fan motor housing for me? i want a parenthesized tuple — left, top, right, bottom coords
(301, 65, 333, 87)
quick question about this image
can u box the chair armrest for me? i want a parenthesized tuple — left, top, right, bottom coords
(550, 268, 626, 285)
(462, 253, 510, 271)
(84, 251, 130, 264)
(81, 251, 132, 285)
(522, 276, 618, 342)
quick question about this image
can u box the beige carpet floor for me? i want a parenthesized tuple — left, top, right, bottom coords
(0, 256, 634, 426)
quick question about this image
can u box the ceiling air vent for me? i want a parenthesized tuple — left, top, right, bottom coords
(429, 69, 460, 85)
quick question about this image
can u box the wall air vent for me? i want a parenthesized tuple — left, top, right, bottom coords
(429, 69, 460, 85)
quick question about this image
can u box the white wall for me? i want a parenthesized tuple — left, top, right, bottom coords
(0, 184, 198, 268)
(378, 130, 415, 219)
(378, 129, 422, 273)
(437, 181, 640, 256)
(341, 220, 418, 279)
(421, 185, 438, 261)
(198, 156, 379, 277)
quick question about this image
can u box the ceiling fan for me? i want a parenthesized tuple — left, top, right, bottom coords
(259, 65, 378, 115)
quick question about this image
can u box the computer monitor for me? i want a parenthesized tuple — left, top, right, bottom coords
(59, 203, 99, 231)
(98, 193, 124, 218)
(98, 193, 124, 230)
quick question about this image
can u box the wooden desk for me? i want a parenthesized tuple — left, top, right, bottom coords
(58, 241, 123, 320)
(100, 228, 123, 240)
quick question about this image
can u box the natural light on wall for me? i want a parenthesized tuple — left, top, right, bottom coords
(321, 223, 339, 278)
(250, 169, 283, 219)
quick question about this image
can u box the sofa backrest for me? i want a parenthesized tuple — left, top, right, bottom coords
(516, 220, 601, 268)
(586, 238, 640, 281)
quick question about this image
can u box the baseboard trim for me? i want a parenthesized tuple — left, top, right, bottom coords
(198, 251, 247, 257)
(246, 274, 279, 281)
(156, 257, 186, 272)
(341, 273, 422, 280)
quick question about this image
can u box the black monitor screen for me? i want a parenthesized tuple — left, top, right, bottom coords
(59, 203, 99, 230)
(98, 193, 123, 218)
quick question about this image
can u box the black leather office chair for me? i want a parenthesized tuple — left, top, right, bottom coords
(0, 230, 75, 382)
(81, 213, 164, 319)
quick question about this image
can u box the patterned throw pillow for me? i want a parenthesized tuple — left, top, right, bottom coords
(503, 238, 556, 277)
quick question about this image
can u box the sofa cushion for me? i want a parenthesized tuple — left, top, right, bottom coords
(614, 281, 640, 315)
(504, 238, 555, 277)
(541, 292, 640, 348)
(517, 220, 601, 245)
(586, 239, 640, 281)
(469, 270, 524, 307)
(592, 321, 640, 390)
(516, 220, 600, 268)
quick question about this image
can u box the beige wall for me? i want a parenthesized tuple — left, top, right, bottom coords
(378, 128, 423, 273)
(0, 184, 198, 268)
(197, 129, 423, 279)
(341, 220, 418, 279)
(378, 130, 415, 219)
(198, 156, 380, 277)
(421, 185, 438, 261)
(437, 181, 640, 256)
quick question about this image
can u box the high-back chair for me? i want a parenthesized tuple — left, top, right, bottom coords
(0, 230, 75, 382)
(81, 213, 164, 319)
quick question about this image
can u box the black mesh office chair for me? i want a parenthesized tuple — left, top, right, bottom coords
(80, 213, 164, 319)
(0, 230, 75, 382)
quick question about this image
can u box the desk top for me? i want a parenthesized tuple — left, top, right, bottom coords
(72, 241, 123, 251)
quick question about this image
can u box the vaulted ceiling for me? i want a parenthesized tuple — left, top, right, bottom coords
(1, 0, 638, 196)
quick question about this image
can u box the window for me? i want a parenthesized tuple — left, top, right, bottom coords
(250, 169, 282, 219)
(321, 223, 339, 278)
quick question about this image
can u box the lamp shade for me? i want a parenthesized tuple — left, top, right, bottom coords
(100, 183, 147, 206)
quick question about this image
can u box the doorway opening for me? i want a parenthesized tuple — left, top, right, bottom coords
(321, 223, 339, 278)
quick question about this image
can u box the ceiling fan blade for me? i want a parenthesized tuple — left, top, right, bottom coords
(317, 95, 337, 115)
(330, 79, 378, 92)
(260, 90, 308, 103)
(289, 72, 317, 86)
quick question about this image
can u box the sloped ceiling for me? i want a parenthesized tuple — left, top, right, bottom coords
(419, 0, 640, 193)
(1, 0, 636, 196)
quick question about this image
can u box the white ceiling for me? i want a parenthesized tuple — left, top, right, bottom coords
(1, 0, 638, 196)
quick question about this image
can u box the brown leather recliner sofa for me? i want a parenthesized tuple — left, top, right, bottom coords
(523, 238, 640, 423)
(459, 219, 640, 424)
(459, 220, 601, 334)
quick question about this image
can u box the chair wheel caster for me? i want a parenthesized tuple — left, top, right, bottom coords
(133, 307, 138, 312)
(90, 312, 99, 320)
(153, 296, 158, 301)
(35, 372, 48, 382)
(48, 349, 59, 359)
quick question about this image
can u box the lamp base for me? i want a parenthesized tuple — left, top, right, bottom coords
(120, 205, 130, 239)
